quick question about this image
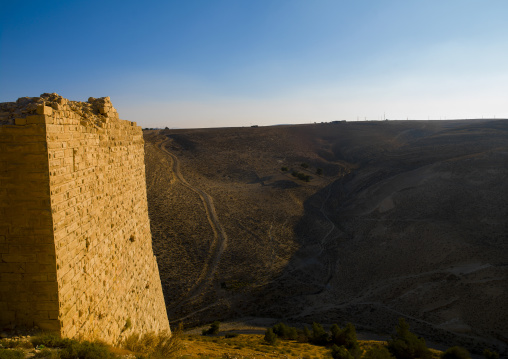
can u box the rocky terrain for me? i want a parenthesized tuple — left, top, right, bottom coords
(143, 119, 508, 356)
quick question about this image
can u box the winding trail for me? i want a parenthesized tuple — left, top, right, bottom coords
(153, 135, 228, 313)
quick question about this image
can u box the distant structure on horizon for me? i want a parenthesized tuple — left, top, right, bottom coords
(0, 93, 169, 344)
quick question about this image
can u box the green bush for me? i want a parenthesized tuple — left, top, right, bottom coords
(281, 167, 289, 172)
(331, 323, 358, 350)
(264, 329, 277, 345)
(387, 318, 431, 359)
(441, 346, 471, 359)
(272, 323, 298, 340)
(363, 346, 395, 359)
(301, 163, 309, 169)
(330, 345, 353, 359)
(59, 340, 116, 359)
(310, 322, 328, 346)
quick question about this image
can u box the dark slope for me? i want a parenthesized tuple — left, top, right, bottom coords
(144, 119, 508, 355)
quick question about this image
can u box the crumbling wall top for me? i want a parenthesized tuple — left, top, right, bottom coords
(0, 93, 121, 127)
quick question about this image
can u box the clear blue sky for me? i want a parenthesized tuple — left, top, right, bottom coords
(2, 0, 508, 128)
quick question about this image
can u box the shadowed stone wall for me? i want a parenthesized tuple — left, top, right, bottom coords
(0, 93, 169, 343)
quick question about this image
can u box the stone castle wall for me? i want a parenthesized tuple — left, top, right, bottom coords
(0, 94, 169, 343)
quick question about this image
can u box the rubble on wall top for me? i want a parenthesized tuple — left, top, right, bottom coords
(0, 93, 121, 126)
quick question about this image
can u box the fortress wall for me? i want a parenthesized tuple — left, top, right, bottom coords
(0, 94, 169, 343)
(0, 114, 60, 332)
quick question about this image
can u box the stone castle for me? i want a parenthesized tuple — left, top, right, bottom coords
(0, 93, 169, 343)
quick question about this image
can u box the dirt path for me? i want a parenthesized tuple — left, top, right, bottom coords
(153, 135, 229, 314)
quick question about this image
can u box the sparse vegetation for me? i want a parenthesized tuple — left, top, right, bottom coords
(281, 166, 289, 171)
(31, 333, 73, 349)
(363, 346, 395, 359)
(301, 163, 309, 169)
(33, 348, 60, 358)
(0, 340, 33, 350)
(316, 168, 323, 175)
(30, 333, 120, 359)
(59, 340, 116, 359)
(144, 122, 508, 358)
(266, 321, 364, 358)
(0, 350, 25, 359)
(291, 171, 311, 182)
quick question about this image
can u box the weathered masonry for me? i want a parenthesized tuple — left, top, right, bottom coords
(0, 93, 169, 343)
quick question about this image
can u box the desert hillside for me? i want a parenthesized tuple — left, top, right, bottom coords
(143, 119, 508, 356)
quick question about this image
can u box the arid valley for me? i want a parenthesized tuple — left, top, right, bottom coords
(143, 119, 508, 356)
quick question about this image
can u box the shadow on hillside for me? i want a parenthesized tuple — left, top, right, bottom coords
(245, 120, 508, 356)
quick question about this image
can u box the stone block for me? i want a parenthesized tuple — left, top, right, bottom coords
(36, 301, 59, 311)
(37, 319, 60, 331)
(35, 105, 53, 115)
(15, 118, 26, 126)
(0, 263, 25, 273)
(26, 115, 45, 124)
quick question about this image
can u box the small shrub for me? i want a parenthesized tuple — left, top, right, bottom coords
(224, 333, 238, 338)
(301, 163, 309, 169)
(441, 346, 471, 359)
(272, 323, 298, 340)
(264, 329, 277, 345)
(483, 349, 499, 359)
(202, 321, 220, 336)
(281, 166, 288, 172)
(59, 340, 116, 359)
(291, 171, 298, 177)
(316, 168, 323, 175)
(330, 345, 353, 359)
